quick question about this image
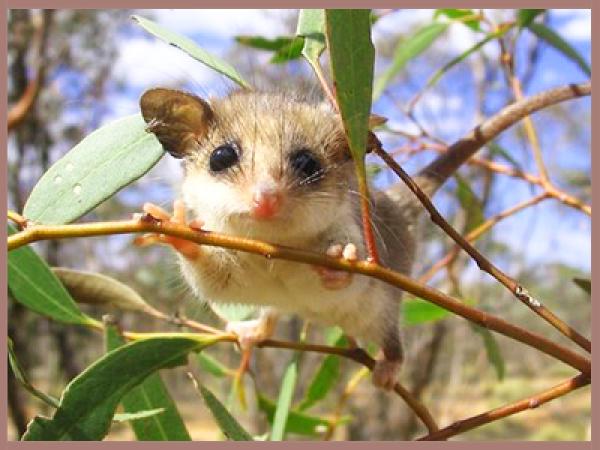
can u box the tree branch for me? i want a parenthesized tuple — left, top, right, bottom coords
(375, 147, 591, 354)
(7, 217, 591, 376)
(418, 373, 590, 440)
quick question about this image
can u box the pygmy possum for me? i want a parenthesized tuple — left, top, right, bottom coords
(137, 88, 458, 390)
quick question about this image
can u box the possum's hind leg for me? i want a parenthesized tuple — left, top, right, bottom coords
(372, 314, 403, 390)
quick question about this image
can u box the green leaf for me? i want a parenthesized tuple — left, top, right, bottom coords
(7, 224, 98, 326)
(210, 303, 257, 322)
(455, 175, 485, 233)
(106, 327, 192, 441)
(471, 325, 505, 381)
(297, 334, 345, 411)
(23, 114, 164, 225)
(573, 278, 591, 296)
(326, 9, 374, 167)
(258, 395, 345, 437)
(22, 334, 215, 440)
(196, 384, 253, 441)
(52, 268, 159, 314)
(197, 352, 231, 378)
(517, 9, 545, 28)
(403, 297, 450, 325)
(435, 9, 482, 31)
(527, 22, 591, 77)
(235, 35, 295, 51)
(113, 409, 165, 423)
(297, 9, 326, 65)
(270, 357, 299, 440)
(373, 22, 448, 100)
(133, 15, 251, 89)
(269, 36, 304, 64)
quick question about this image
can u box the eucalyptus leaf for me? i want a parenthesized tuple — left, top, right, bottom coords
(527, 22, 591, 76)
(434, 9, 482, 31)
(297, 333, 345, 411)
(8, 224, 99, 327)
(113, 409, 165, 423)
(269, 36, 304, 64)
(271, 357, 299, 441)
(23, 114, 164, 225)
(235, 35, 294, 51)
(53, 267, 158, 314)
(196, 384, 253, 441)
(22, 335, 215, 440)
(133, 15, 251, 88)
(326, 9, 375, 166)
(297, 9, 326, 65)
(517, 9, 545, 28)
(106, 327, 192, 441)
(403, 297, 450, 325)
(373, 22, 448, 100)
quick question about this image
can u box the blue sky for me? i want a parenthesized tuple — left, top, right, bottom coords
(44, 9, 593, 274)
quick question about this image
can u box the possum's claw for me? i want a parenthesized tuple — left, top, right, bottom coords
(312, 243, 358, 290)
(134, 200, 203, 260)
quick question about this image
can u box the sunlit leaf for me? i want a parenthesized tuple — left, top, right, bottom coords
(271, 357, 298, 441)
(197, 352, 232, 378)
(210, 303, 257, 322)
(113, 409, 165, 423)
(373, 22, 448, 100)
(269, 36, 304, 63)
(435, 9, 482, 31)
(133, 15, 251, 88)
(23, 114, 164, 225)
(403, 297, 450, 325)
(235, 35, 294, 51)
(8, 224, 99, 327)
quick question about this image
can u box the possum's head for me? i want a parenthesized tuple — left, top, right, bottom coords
(140, 88, 362, 242)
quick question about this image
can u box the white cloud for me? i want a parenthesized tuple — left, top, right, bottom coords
(112, 37, 220, 90)
(149, 9, 293, 38)
(556, 9, 591, 41)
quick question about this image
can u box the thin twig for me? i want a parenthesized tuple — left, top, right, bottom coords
(418, 373, 590, 440)
(375, 147, 591, 354)
(7, 218, 591, 375)
(419, 193, 549, 283)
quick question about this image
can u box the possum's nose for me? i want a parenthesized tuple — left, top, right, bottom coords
(251, 182, 282, 220)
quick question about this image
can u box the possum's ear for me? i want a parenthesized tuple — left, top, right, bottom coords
(140, 88, 213, 159)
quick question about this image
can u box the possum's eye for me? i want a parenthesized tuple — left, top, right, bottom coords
(209, 144, 239, 172)
(290, 149, 323, 183)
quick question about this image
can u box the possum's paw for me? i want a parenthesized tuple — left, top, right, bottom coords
(226, 318, 274, 351)
(312, 243, 358, 290)
(372, 358, 401, 390)
(134, 200, 203, 260)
